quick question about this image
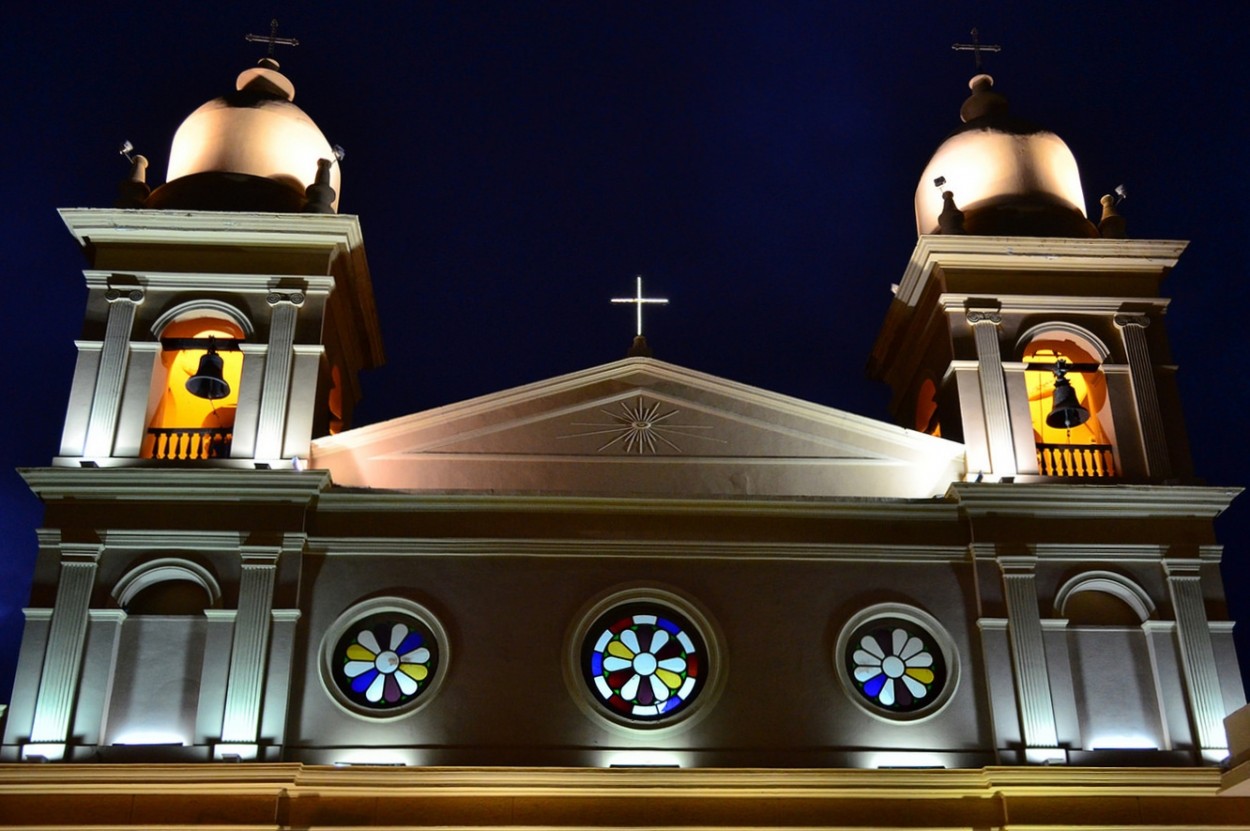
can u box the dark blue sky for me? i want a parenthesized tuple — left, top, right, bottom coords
(3, 2, 1248, 700)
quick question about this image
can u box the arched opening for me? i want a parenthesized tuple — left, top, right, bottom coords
(124, 579, 214, 616)
(145, 317, 245, 460)
(914, 378, 940, 437)
(1022, 330, 1116, 477)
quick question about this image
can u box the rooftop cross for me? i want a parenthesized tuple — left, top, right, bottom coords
(611, 275, 668, 337)
(951, 27, 1001, 71)
(245, 18, 300, 59)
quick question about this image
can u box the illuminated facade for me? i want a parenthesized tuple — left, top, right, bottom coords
(2, 58, 1248, 829)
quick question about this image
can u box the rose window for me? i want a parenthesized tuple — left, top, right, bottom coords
(583, 604, 705, 721)
(330, 612, 439, 711)
(845, 617, 947, 714)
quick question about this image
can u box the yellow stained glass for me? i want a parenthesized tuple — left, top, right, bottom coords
(399, 663, 429, 682)
(655, 668, 683, 689)
(905, 667, 935, 684)
(607, 640, 635, 660)
(346, 644, 375, 661)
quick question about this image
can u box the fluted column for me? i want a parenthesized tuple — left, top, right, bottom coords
(29, 544, 101, 744)
(219, 548, 278, 743)
(968, 310, 1017, 477)
(1000, 557, 1059, 749)
(253, 292, 303, 460)
(1115, 314, 1170, 478)
(1165, 561, 1226, 750)
(83, 289, 143, 457)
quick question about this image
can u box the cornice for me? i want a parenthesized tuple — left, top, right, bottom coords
(19, 467, 332, 503)
(314, 489, 961, 522)
(83, 269, 338, 293)
(306, 537, 970, 562)
(58, 208, 364, 251)
(948, 483, 1242, 519)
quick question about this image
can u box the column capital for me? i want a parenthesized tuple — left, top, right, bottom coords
(240, 546, 281, 565)
(59, 542, 104, 563)
(967, 310, 1003, 326)
(1114, 313, 1151, 329)
(998, 556, 1038, 575)
(104, 288, 144, 304)
(1163, 560, 1203, 577)
(266, 291, 305, 307)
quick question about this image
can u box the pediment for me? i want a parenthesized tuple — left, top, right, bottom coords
(311, 358, 965, 498)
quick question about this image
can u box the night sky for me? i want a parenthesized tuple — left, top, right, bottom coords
(3, 3, 1248, 702)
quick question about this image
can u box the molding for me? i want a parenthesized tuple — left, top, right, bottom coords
(150, 299, 255, 338)
(111, 558, 223, 609)
(99, 530, 248, 550)
(19, 467, 332, 502)
(87, 608, 127, 623)
(942, 293, 1172, 315)
(304, 537, 971, 562)
(272, 609, 302, 623)
(84, 269, 336, 294)
(1054, 570, 1155, 622)
(204, 609, 238, 622)
(23, 608, 53, 622)
(948, 483, 1242, 519)
(60, 209, 365, 251)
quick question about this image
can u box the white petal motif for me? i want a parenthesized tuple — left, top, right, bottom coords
(365, 673, 386, 703)
(394, 670, 418, 695)
(650, 674, 670, 701)
(854, 666, 883, 682)
(356, 629, 381, 654)
(860, 635, 885, 659)
(853, 649, 884, 667)
(898, 635, 923, 661)
(620, 629, 641, 655)
(879, 678, 896, 706)
(343, 660, 374, 678)
(901, 674, 928, 699)
(649, 628, 670, 654)
(891, 628, 908, 657)
(603, 656, 632, 672)
(657, 657, 686, 672)
(905, 651, 934, 668)
(621, 674, 641, 700)
(400, 647, 430, 664)
(389, 623, 409, 651)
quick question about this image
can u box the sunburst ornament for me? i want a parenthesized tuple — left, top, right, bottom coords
(562, 396, 721, 454)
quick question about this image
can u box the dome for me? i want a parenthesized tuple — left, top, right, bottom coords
(914, 75, 1095, 238)
(149, 59, 340, 212)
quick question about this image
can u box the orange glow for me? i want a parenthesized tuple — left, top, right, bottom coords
(144, 318, 244, 459)
(1024, 339, 1110, 447)
(914, 378, 941, 437)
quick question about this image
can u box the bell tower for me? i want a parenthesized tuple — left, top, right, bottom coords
(57, 56, 382, 469)
(869, 74, 1191, 483)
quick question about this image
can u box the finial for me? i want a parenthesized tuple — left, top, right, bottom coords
(245, 18, 299, 62)
(938, 190, 966, 235)
(115, 141, 149, 208)
(1099, 193, 1127, 239)
(951, 27, 1001, 72)
(627, 335, 653, 358)
(959, 73, 1008, 122)
(303, 158, 338, 214)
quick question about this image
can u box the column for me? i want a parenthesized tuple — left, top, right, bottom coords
(1115, 314, 1170, 478)
(219, 548, 278, 744)
(968, 310, 1017, 477)
(1165, 561, 1226, 751)
(253, 292, 303, 460)
(1000, 557, 1059, 749)
(29, 544, 101, 745)
(83, 289, 143, 457)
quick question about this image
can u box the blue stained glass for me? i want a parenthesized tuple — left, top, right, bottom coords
(396, 631, 424, 655)
(351, 668, 379, 693)
(862, 673, 886, 698)
(590, 652, 603, 676)
(657, 617, 681, 634)
(661, 697, 682, 713)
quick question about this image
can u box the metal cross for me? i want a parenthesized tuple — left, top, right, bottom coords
(245, 18, 300, 58)
(611, 275, 668, 337)
(951, 28, 1001, 71)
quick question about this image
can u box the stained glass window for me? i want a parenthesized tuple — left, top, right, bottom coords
(845, 617, 947, 714)
(330, 612, 439, 711)
(582, 603, 705, 721)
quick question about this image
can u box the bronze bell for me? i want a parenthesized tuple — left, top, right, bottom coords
(1045, 359, 1090, 430)
(186, 338, 230, 400)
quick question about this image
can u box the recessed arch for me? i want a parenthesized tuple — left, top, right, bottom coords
(1014, 321, 1111, 362)
(112, 558, 222, 614)
(1054, 571, 1154, 624)
(151, 299, 254, 339)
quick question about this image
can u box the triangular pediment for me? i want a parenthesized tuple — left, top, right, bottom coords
(311, 358, 965, 498)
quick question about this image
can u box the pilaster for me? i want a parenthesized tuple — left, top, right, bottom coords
(1000, 557, 1059, 749)
(968, 309, 1017, 477)
(1164, 561, 1227, 751)
(1115, 314, 1170, 478)
(219, 548, 279, 744)
(83, 289, 143, 457)
(29, 544, 102, 744)
(253, 292, 303, 460)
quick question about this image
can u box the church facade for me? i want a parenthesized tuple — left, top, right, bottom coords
(2, 54, 1249, 830)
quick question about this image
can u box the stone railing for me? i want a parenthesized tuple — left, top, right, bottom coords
(1036, 443, 1117, 478)
(146, 427, 233, 460)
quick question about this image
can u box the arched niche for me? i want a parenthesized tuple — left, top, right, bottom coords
(1054, 571, 1155, 625)
(113, 558, 222, 615)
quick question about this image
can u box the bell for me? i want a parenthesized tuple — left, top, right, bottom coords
(1045, 360, 1090, 430)
(186, 339, 230, 400)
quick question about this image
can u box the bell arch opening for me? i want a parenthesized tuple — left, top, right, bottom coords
(144, 316, 246, 460)
(1019, 327, 1118, 478)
